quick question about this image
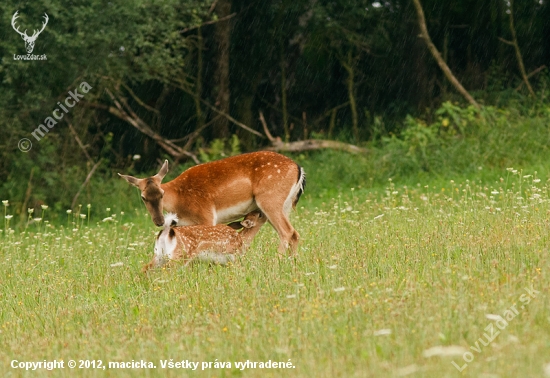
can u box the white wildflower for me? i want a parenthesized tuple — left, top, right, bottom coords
(422, 345, 466, 358)
(396, 364, 419, 377)
(373, 329, 391, 336)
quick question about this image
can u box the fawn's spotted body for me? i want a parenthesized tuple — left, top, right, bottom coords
(143, 211, 267, 272)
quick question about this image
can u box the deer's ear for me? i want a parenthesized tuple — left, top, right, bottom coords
(154, 160, 169, 181)
(118, 173, 142, 188)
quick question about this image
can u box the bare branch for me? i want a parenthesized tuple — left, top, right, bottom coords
(66, 117, 93, 163)
(179, 13, 237, 34)
(499, 0, 536, 98)
(515, 65, 547, 91)
(104, 88, 200, 164)
(259, 111, 277, 143)
(169, 115, 221, 146)
(312, 102, 350, 126)
(173, 81, 264, 138)
(498, 37, 514, 46)
(412, 0, 480, 108)
(71, 160, 102, 210)
(208, 0, 219, 14)
(120, 82, 160, 114)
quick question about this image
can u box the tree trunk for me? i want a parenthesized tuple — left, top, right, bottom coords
(235, 94, 256, 149)
(410, 17, 430, 111)
(195, 27, 205, 131)
(341, 50, 359, 142)
(281, 52, 290, 142)
(212, 0, 232, 139)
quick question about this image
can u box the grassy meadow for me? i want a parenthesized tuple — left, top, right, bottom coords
(0, 163, 549, 377)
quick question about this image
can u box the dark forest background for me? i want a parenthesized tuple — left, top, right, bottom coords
(0, 0, 549, 216)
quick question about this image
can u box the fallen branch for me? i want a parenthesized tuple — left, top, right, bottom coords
(259, 111, 367, 154)
(103, 88, 200, 164)
(265, 139, 367, 154)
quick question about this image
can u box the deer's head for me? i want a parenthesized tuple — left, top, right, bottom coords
(119, 160, 169, 227)
(12, 11, 49, 54)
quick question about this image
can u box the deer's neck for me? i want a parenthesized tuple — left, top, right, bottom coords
(160, 182, 176, 213)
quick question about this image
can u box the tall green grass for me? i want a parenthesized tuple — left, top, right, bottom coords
(0, 168, 549, 377)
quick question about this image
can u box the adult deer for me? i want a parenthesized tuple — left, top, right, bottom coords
(119, 151, 305, 253)
(11, 11, 49, 54)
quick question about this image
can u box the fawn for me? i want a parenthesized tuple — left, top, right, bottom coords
(143, 210, 267, 272)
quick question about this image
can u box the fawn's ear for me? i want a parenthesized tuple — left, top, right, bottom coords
(240, 219, 255, 229)
(118, 173, 142, 188)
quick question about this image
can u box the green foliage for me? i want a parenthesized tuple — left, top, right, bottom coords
(0, 0, 213, 219)
(0, 0, 549, 223)
(198, 134, 242, 162)
(297, 101, 550, 198)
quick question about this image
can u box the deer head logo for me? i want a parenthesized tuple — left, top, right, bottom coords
(11, 11, 49, 54)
